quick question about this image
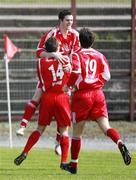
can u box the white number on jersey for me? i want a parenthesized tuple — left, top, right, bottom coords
(85, 59, 97, 78)
(48, 64, 64, 81)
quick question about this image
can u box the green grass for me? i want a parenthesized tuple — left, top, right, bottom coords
(0, 147, 136, 180)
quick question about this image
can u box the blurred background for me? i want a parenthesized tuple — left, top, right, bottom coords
(0, 0, 135, 124)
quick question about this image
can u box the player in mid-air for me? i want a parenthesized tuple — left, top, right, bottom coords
(14, 37, 71, 169)
(62, 28, 131, 174)
(16, 9, 79, 155)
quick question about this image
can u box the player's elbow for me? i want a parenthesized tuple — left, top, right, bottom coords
(36, 49, 43, 58)
(103, 66, 111, 81)
(106, 73, 111, 81)
(105, 72, 111, 81)
(102, 71, 111, 81)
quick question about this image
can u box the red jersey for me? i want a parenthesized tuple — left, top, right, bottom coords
(37, 56, 70, 93)
(36, 27, 79, 57)
(68, 48, 111, 90)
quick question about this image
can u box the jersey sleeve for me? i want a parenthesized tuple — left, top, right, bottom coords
(36, 29, 53, 58)
(36, 60, 42, 85)
(36, 59, 45, 90)
(99, 54, 111, 82)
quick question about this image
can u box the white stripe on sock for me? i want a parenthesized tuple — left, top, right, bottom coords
(22, 119, 28, 124)
(71, 159, 78, 163)
(117, 139, 122, 145)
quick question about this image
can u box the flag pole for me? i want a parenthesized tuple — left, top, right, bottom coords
(4, 54, 13, 148)
(3, 34, 21, 148)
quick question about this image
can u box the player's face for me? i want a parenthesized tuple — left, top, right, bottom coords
(61, 15, 73, 30)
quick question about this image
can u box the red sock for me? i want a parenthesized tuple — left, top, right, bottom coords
(23, 130, 41, 154)
(21, 100, 39, 127)
(71, 137, 81, 168)
(106, 128, 122, 144)
(60, 135, 69, 163)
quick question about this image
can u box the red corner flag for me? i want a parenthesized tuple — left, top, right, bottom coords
(4, 34, 21, 62)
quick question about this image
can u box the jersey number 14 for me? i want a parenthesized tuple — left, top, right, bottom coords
(48, 64, 64, 81)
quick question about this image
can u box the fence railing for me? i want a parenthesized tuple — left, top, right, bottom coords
(0, 0, 135, 121)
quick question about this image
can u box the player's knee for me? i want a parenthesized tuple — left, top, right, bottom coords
(59, 126, 69, 136)
(37, 125, 46, 134)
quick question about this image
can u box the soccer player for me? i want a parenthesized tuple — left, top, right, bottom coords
(62, 28, 131, 174)
(14, 37, 71, 169)
(16, 9, 79, 155)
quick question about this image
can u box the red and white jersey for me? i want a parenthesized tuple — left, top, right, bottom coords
(37, 56, 70, 93)
(68, 48, 111, 90)
(36, 27, 79, 57)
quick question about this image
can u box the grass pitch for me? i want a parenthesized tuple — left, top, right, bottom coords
(0, 147, 136, 180)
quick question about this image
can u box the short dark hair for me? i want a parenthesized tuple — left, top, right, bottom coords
(79, 28, 95, 48)
(45, 37, 59, 52)
(58, 9, 72, 21)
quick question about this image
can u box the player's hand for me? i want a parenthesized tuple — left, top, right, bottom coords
(52, 52, 67, 64)
(63, 85, 72, 96)
(63, 85, 69, 93)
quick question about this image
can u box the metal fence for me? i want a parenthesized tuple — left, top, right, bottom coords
(0, 0, 135, 121)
